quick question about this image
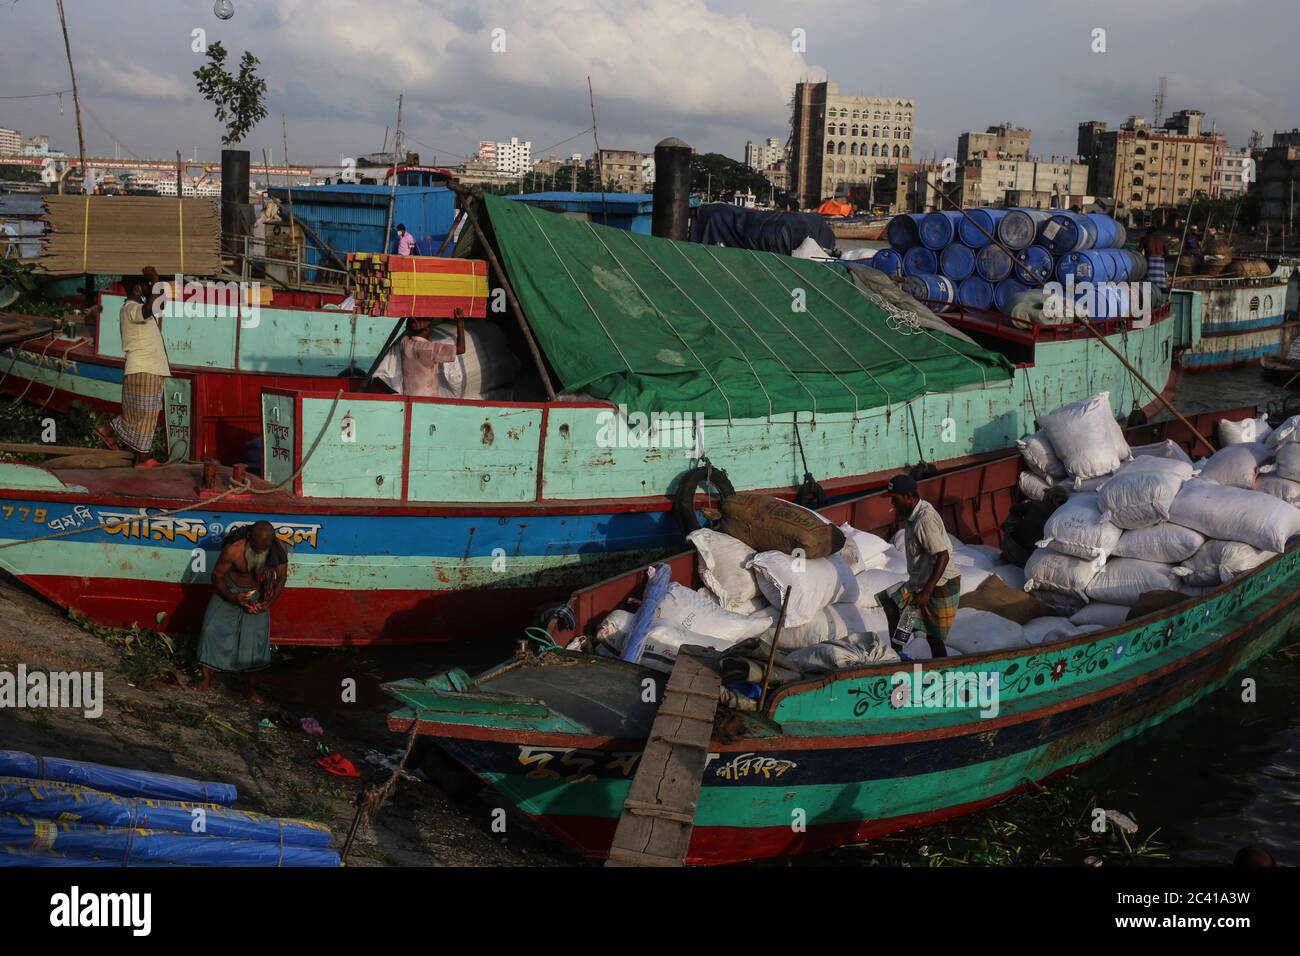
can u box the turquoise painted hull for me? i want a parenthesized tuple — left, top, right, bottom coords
(387, 544, 1300, 864)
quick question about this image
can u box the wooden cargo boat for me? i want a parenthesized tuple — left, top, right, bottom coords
(0, 196, 1180, 646)
(381, 406, 1297, 865)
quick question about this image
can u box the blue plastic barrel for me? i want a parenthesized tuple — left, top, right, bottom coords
(1056, 250, 1113, 284)
(918, 211, 963, 250)
(1085, 213, 1119, 249)
(1099, 248, 1130, 281)
(956, 276, 995, 310)
(869, 248, 904, 277)
(901, 274, 956, 311)
(993, 277, 1031, 312)
(958, 209, 1005, 249)
(997, 209, 1051, 250)
(902, 245, 939, 277)
(1013, 245, 1055, 285)
(1122, 248, 1146, 281)
(886, 213, 923, 252)
(940, 242, 976, 280)
(975, 243, 1014, 282)
(1041, 212, 1094, 254)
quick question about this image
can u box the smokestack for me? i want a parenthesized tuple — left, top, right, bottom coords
(652, 137, 692, 240)
(221, 148, 251, 266)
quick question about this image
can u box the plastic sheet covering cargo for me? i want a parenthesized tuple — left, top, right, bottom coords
(465, 194, 1012, 419)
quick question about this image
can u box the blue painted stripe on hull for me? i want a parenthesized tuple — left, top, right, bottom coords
(6, 350, 125, 386)
(1201, 313, 1285, 334)
(0, 497, 686, 559)
(1181, 343, 1283, 367)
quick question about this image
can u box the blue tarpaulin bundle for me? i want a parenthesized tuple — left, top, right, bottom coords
(689, 203, 837, 256)
(0, 752, 237, 805)
(0, 815, 341, 867)
(0, 846, 168, 867)
(0, 777, 333, 847)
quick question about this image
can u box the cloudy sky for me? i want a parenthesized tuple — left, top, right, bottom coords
(2, 0, 1295, 171)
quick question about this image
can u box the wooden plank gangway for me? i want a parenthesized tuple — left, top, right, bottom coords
(605, 649, 720, 867)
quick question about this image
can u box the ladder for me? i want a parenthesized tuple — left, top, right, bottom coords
(605, 649, 721, 867)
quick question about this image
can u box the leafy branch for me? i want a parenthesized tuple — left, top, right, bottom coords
(193, 40, 269, 146)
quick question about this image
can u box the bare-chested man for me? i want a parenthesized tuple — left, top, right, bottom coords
(194, 520, 288, 699)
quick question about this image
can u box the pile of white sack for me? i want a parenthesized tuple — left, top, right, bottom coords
(1019, 402, 1300, 627)
(595, 501, 1032, 672)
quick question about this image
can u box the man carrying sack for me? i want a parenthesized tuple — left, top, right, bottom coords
(878, 474, 960, 658)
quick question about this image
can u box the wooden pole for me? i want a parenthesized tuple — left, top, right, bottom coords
(54, 0, 87, 194)
(1170, 196, 1196, 282)
(384, 94, 404, 253)
(453, 188, 557, 400)
(588, 77, 608, 224)
(922, 179, 1216, 456)
(758, 588, 792, 712)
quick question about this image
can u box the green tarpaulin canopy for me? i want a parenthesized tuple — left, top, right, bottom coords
(474, 194, 1012, 420)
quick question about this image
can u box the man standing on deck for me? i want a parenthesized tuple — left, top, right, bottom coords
(395, 223, 417, 255)
(1137, 227, 1168, 293)
(878, 474, 960, 658)
(193, 521, 289, 701)
(96, 266, 170, 466)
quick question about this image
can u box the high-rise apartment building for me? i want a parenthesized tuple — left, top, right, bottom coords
(789, 81, 916, 208)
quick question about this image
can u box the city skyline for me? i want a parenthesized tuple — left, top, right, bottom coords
(1, 0, 1295, 172)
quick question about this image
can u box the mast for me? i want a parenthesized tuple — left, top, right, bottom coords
(54, 0, 87, 194)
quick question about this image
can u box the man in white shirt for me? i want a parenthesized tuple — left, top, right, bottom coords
(98, 268, 171, 466)
(877, 474, 961, 657)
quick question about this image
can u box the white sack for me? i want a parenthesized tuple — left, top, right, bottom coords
(1275, 442, 1300, 483)
(992, 563, 1028, 590)
(759, 602, 891, 650)
(1018, 430, 1067, 479)
(855, 568, 909, 607)
(1038, 493, 1122, 561)
(1043, 623, 1105, 643)
(1069, 602, 1132, 627)
(1038, 391, 1131, 480)
(1019, 470, 1054, 501)
(839, 524, 892, 565)
(1096, 462, 1189, 530)
(958, 566, 992, 594)
(1266, 414, 1300, 449)
(1084, 557, 1180, 606)
(1021, 616, 1077, 645)
(787, 634, 898, 674)
(1256, 475, 1300, 505)
(1169, 478, 1300, 553)
(952, 543, 1002, 572)
(687, 529, 759, 611)
(748, 552, 860, 627)
(945, 608, 1027, 655)
(1218, 415, 1273, 446)
(1069, 473, 1114, 493)
(1112, 523, 1205, 563)
(632, 623, 743, 672)
(1195, 443, 1273, 489)
(1130, 439, 1194, 465)
(1174, 539, 1278, 586)
(1024, 548, 1100, 599)
(654, 583, 775, 641)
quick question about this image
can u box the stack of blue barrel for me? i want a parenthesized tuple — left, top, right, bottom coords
(868, 208, 1143, 318)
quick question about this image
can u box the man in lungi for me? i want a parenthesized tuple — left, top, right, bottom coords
(878, 474, 960, 658)
(1137, 227, 1168, 294)
(98, 267, 170, 465)
(194, 521, 288, 700)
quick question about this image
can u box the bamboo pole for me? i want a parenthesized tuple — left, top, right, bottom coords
(452, 186, 557, 400)
(758, 589, 792, 712)
(921, 180, 1216, 456)
(384, 94, 404, 253)
(54, 0, 86, 194)
(588, 77, 608, 224)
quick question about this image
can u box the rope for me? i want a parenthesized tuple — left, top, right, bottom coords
(825, 263, 991, 388)
(340, 722, 419, 864)
(35, 338, 85, 413)
(0, 389, 343, 551)
(7, 337, 60, 406)
(583, 225, 734, 422)
(771, 255, 926, 393)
